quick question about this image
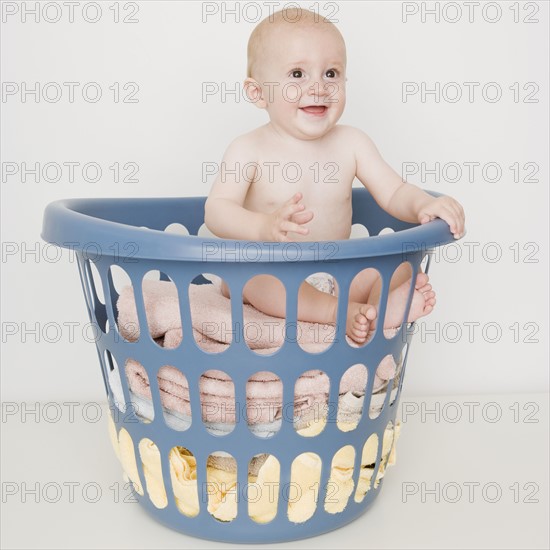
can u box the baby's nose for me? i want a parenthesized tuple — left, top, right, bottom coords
(307, 80, 329, 97)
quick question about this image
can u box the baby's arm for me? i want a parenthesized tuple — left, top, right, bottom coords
(350, 128, 465, 238)
(204, 137, 266, 241)
(205, 137, 313, 242)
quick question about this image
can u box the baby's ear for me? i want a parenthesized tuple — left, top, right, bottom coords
(243, 78, 267, 109)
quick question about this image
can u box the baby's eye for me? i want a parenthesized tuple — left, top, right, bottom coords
(325, 69, 338, 78)
(291, 69, 304, 78)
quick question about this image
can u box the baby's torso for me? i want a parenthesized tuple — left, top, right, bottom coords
(243, 125, 357, 241)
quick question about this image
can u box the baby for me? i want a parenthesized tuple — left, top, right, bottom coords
(204, 8, 465, 344)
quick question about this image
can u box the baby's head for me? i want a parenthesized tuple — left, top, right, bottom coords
(245, 8, 347, 140)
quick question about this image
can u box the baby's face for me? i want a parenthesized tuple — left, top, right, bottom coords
(251, 24, 347, 141)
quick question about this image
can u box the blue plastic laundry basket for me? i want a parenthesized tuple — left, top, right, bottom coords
(41, 187, 456, 543)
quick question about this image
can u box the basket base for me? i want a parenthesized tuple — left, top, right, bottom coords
(131, 481, 383, 544)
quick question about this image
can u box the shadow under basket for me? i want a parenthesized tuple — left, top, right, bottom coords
(41, 187, 457, 543)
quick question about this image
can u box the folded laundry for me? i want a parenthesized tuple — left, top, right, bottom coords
(107, 412, 400, 523)
(115, 278, 401, 430)
(122, 356, 398, 430)
(108, 365, 400, 436)
(107, 276, 403, 524)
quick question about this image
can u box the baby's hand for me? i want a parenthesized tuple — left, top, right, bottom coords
(417, 196, 465, 239)
(260, 192, 314, 242)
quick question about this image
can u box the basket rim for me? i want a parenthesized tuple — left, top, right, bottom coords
(41, 189, 459, 262)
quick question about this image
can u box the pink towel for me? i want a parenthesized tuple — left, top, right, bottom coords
(116, 280, 398, 425)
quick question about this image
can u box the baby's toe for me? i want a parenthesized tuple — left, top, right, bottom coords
(352, 325, 368, 342)
(360, 305, 377, 322)
(415, 272, 429, 288)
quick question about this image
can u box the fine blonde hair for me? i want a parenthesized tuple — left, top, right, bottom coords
(246, 8, 346, 79)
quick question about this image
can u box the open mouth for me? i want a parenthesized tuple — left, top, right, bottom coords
(300, 105, 328, 116)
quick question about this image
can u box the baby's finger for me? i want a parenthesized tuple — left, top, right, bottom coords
(281, 200, 305, 221)
(446, 200, 466, 228)
(418, 212, 434, 224)
(291, 209, 314, 225)
(439, 207, 462, 237)
(280, 220, 309, 235)
(286, 192, 303, 205)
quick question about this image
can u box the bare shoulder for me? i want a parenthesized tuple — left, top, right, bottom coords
(224, 126, 267, 156)
(332, 124, 376, 147)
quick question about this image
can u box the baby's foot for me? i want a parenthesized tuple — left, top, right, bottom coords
(384, 273, 436, 328)
(346, 302, 377, 344)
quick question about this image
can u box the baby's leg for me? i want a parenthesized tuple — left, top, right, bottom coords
(221, 275, 338, 324)
(222, 276, 378, 343)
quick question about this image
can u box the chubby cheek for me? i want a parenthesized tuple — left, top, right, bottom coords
(275, 95, 300, 117)
(331, 87, 346, 110)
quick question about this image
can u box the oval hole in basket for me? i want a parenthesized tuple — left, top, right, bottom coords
(164, 223, 189, 236)
(190, 273, 231, 352)
(206, 452, 237, 521)
(287, 452, 321, 523)
(143, 271, 181, 349)
(374, 420, 397, 489)
(200, 370, 235, 434)
(244, 274, 285, 355)
(138, 438, 167, 508)
(109, 265, 139, 342)
(383, 261, 413, 337)
(349, 223, 370, 238)
(324, 445, 355, 514)
(169, 446, 199, 517)
(248, 454, 280, 524)
(104, 349, 125, 413)
(297, 272, 338, 354)
(88, 260, 105, 305)
(158, 366, 191, 431)
(294, 370, 329, 437)
(117, 428, 144, 496)
(337, 363, 368, 432)
(369, 354, 398, 420)
(124, 357, 154, 423)
(246, 371, 282, 437)
(354, 433, 378, 503)
(197, 223, 216, 238)
(347, 267, 381, 347)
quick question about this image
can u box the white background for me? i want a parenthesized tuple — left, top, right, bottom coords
(2, 0, 548, 401)
(1, 2, 549, 549)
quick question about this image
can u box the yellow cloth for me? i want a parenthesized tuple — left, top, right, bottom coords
(248, 455, 280, 523)
(324, 445, 355, 514)
(110, 414, 400, 523)
(287, 452, 322, 523)
(116, 425, 144, 496)
(138, 438, 167, 508)
(204, 461, 238, 522)
(169, 447, 200, 517)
